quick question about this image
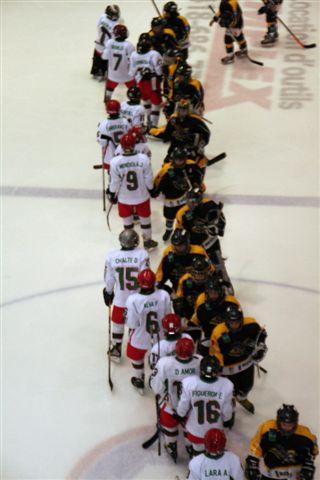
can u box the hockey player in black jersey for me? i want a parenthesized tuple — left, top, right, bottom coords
(258, 0, 283, 46)
(156, 228, 209, 293)
(162, 1, 190, 59)
(152, 146, 204, 240)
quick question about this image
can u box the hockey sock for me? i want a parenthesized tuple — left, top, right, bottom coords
(104, 88, 114, 103)
(236, 32, 247, 51)
(123, 215, 134, 230)
(112, 323, 124, 345)
(143, 101, 151, 122)
(150, 105, 161, 127)
(140, 216, 152, 240)
(131, 360, 144, 379)
(162, 426, 178, 446)
(165, 219, 174, 231)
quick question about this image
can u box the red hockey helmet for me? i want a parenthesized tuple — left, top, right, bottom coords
(162, 313, 181, 334)
(204, 429, 226, 455)
(138, 269, 156, 289)
(120, 133, 136, 152)
(129, 125, 144, 142)
(106, 99, 120, 115)
(175, 337, 194, 359)
(113, 24, 128, 41)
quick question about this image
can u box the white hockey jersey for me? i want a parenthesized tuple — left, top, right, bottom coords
(188, 451, 244, 480)
(129, 50, 163, 83)
(150, 355, 201, 411)
(149, 333, 192, 369)
(125, 289, 171, 350)
(120, 102, 145, 126)
(114, 141, 151, 159)
(95, 15, 119, 53)
(104, 247, 149, 308)
(177, 376, 234, 438)
(102, 39, 135, 83)
(109, 152, 153, 204)
(97, 117, 129, 166)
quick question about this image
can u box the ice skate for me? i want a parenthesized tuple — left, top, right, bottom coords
(143, 238, 158, 251)
(165, 441, 178, 463)
(235, 49, 248, 58)
(237, 398, 255, 414)
(162, 229, 172, 242)
(131, 376, 145, 395)
(221, 54, 235, 65)
(108, 343, 121, 363)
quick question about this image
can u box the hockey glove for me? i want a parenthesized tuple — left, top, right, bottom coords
(103, 288, 114, 306)
(252, 343, 268, 362)
(257, 6, 267, 14)
(106, 188, 118, 204)
(245, 456, 261, 480)
(223, 413, 235, 430)
(149, 187, 159, 198)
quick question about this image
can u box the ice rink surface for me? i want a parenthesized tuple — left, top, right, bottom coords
(1, 0, 319, 479)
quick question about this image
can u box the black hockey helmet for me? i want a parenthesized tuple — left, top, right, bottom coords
(113, 24, 128, 41)
(151, 16, 166, 31)
(277, 405, 299, 436)
(191, 256, 212, 283)
(171, 228, 190, 255)
(105, 5, 120, 21)
(200, 355, 221, 382)
(171, 146, 188, 167)
(175, 62, 192, 81)
(163, 47, 182, 65)
(119, 229, 139, 249)
(186, 187, 203, 209)
(137, 34, 152, 54)
(206, 276, 225, 303)
(176, 98, 192, 118)
(163, 1, 179, 16)
(127, 86, 141, 102)
(222, 301, 243, 331)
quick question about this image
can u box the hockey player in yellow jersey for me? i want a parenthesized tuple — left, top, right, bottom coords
(245, 404, 318, 480)
(156, 228, 209, 293)
(210, 301, 267, 413)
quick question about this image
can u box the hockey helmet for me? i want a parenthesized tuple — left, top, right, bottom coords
(204, 429, 226, 456)
(127, 86, 142, 102)
(200, 355, 220, 381)
(186, 187, 203, 208)
(222, 301, 243, 331)
(277, 405, 299, 436)
(163, 1, 179, 16)
(105, 4, 120, 21)
(171, 146, 188, 168)
(175, 337, 195, 359)
(129, 125, 144, 143)
(171, 228, 190, 255)
(175, 63, 192, 81)
(120, 132, 136, 152)
(176, 98, 192, 118)
(191, 256, 212, 283)
(138, 268, 156, 289)
(106, 99, 120, 116)
(119, 229, 139, 249)
(137, 35, 152, 54)
(206, 276, 225, 303)
(162, 47, 182, 65)
(162, 313, 181, 335)
(113, 24, 128, 41)
(151, 16, 166, 32)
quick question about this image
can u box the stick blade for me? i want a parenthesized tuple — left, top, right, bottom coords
(142, 430, 159, 449)
(304, 43, 317, 49)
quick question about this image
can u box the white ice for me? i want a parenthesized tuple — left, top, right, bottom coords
(2, 1, 319, 479)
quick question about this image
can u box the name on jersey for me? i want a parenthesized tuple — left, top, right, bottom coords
(144, 300, 158, 308)
(115, 257, 138, 264)
(204, 469, 228, 477)
(120, 161, 143, 169)
(192, 390, 223, 399)
(174, 367, 196, 375)
(112, 45, 124, 51)
(109, 124, 124, 131)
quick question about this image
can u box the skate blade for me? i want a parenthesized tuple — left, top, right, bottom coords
(110, 357, 121, 364)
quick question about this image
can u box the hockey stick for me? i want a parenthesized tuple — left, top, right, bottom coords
(93, 164, 102, 169)
(208, 6, 264, 66)
(107, 305, 114, 391)
(142, 428, 160, 449)
(102, 159, 106, 212)
(151, 0, 161, 16)
(207, 152, 227, 167)
(277, 16, 316, 49)
(106, 201, 113, 232)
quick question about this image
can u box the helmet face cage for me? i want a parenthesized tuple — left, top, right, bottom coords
(204, 429, 226, 455)
(119, 229, 139, 249)
(277, 405, 299, 436)
(206, 277, 224, 302)
(175, 337, 195, 359)
(223, 303, 243, 331)
(176, 99, 191, 118)
(127, 86, 141, 102)
(113, 24, 128, 41)
(106, 99, 120, 115)
(162, 313, 181, 334)
(191, 257, 211, 283)
(175, 64, 192, 81)
(105, 5, 120, 21)
(186, 188, 202, 208)
(171, 147, 188, 167)
(200, 355, 220, 380)
(138, 269, 156, 289)
(151, 16, 165, 31)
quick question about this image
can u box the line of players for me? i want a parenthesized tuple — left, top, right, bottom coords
(95, 3, 318, 480)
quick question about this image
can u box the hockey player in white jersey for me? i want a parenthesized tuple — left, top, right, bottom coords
(149, 313, 192, 368)
(115, 127, 151, 159)
(177, 355, 234, 457)
(129, 34, 163, 128)
(102, 24, 135, 102)
(107, 132, 158, 251)
(97, 100, 129, 170)
(120, 86, 146, 127)
(125, 269, 171, 393)
(103, 229, 149, 362)
(90, 5, 120, 80)
(187, 428, 244, 480)
(150, 337, 201, 462)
